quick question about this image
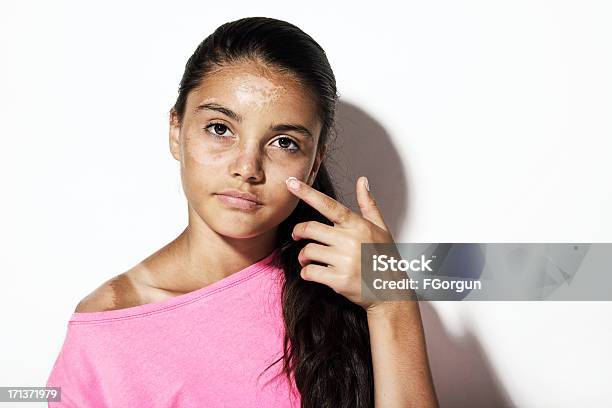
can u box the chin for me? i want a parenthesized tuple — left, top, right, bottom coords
(212, 224, 268, 239)
(205, 212, 272, 238)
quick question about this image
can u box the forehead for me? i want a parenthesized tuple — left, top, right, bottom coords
(186, 61, 320, 130)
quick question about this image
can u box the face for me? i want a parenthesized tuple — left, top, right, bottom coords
(169, 60, 325, 239)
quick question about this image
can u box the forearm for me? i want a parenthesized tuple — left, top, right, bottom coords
(367, 301, 439, 408)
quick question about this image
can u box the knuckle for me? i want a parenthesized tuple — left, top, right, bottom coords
(302, 243, 314, 258)
(336, 206, 352, 224)
(294, 222, 306, 238)
(323, 199, 337, 214)
(303, 221, 313, 237)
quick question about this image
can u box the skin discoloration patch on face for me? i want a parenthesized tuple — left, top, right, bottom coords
(232, 72, 285, 111)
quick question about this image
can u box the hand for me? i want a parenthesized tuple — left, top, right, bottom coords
(286, 175, 397, 311)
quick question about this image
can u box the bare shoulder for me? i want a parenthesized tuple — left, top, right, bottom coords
(74, 239, 183, 313)
(74, 271, 143, 313)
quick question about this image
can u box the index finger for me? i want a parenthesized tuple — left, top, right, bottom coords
(286, 177, 354, 225)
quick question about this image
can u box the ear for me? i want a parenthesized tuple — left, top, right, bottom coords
(307, 144, 327, 186)
(169, 108, 181, 162)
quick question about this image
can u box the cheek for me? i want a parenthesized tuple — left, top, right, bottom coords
(178, 134, 228, 199)
(183, 132, 226, 167)
(266, 152, 313, 185)
(265, 160, 312, 207)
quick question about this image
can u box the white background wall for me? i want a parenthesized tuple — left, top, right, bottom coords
(1, 1, 611, 407)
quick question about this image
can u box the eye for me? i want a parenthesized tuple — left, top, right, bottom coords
(272, 137, 299, 153)
(204, 122, 233, 139)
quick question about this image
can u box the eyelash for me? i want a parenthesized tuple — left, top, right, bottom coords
(204, 122, 300, 153)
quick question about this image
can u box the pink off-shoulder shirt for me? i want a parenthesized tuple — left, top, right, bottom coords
(46, 249, 300, 407)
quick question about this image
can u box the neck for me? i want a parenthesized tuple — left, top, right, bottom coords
(168, 204, 278, 291)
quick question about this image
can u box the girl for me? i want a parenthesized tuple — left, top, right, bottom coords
(47, 16, 438, 408)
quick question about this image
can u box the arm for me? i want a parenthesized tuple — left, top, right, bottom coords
(367, 301, 439, 408)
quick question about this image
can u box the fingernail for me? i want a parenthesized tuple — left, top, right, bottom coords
(363, 176, 370, 192)
(286, 177, 300, 190)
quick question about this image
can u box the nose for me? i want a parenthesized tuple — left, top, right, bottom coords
(230, 144, 264, 183)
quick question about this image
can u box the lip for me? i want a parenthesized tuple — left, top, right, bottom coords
(215, 190, 263, 210)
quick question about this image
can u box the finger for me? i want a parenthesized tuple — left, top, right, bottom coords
(292, 221, 339, 246)
(300, 264, 337, 289)
(356, 176, 389, 231)
(298, 242, 337, 268)
(286, 177, 355, 225)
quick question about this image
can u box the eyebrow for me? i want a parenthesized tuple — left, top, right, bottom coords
(194, 102, 313, 139)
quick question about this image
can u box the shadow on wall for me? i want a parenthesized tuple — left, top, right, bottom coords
(325, 101, 409, 240)
(331, 100, 515, 408)
(420, 303, 516, 408)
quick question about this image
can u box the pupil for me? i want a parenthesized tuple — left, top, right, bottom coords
(280, 138, 290, 148)
(214, 124, 225, 134)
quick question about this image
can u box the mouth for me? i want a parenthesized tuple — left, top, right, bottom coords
(215, 190, 263, 210)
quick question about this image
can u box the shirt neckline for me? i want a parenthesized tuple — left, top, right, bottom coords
(69, 248, 280, 324)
